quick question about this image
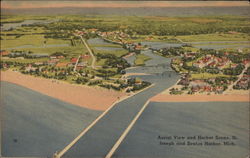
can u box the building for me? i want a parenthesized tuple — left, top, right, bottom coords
(71, 57, 78, 63)
(0, 50, 10, 56)
(56, 62, 69, 67)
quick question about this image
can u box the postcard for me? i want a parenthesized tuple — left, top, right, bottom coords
(0, 1, 249, 158)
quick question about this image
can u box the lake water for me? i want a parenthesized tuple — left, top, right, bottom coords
(141, 41, 183, 49)
(114, 101, 249, 158)
(1, 19, 55, 31)
(94, 47, 123, 51)
(1, 81, 101, 157)
(88, 38, 111, 45)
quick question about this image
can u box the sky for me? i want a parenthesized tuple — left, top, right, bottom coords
(1, 1, 249, 9)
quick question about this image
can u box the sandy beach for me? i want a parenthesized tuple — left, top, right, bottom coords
(1, 70, 127, 110)
(151, 93, 249, 102)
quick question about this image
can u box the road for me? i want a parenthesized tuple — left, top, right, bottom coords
(73, 55, 81, 72)
(78, 35, 96, 69)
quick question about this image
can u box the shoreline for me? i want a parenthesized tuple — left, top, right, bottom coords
(157, 77, 249, 102)
(1, 70, 127, 111)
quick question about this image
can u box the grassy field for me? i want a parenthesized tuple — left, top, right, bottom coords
(176, 33, 250, 42)
(1, 34, 70, 49)
(89, 44, 122, 48)
(191, 73, 230, 80)
(128, 35, 180, 43)
(134, 54, 151, 66)
(15, 46, 86, 56)
(1, 57, 49, 63)
(96, 59, 107, 66)
(93, 48, 128, 57)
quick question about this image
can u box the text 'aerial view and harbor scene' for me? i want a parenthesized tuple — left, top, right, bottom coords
(0, 1, 249, 158)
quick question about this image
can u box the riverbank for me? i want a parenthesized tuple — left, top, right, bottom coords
(1, 70, 127, 110)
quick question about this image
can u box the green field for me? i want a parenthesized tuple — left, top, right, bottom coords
(176, 33, 250, 42)
(191, 73, 230, 80)
(1, 34, 70, 49)
(134, 54, 151, 66)
(1, 57, 49, 64)
(93, 48, 128, 57)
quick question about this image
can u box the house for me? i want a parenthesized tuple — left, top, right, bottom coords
(76, 31, 87, 36)
(50, 55, 65, 59)
(2, 63, 8, 68)
(214, 86, 224, 94)
(203, 85, 212, 92)
(34, 62, 44, 66)
(56, 62, 68, 67)
(242, 59, 250, 65)
(76, 61, 87, 70)
(134, 44, 143, 50)
(88, 28, 98, 33)
(82, 54, 91, 60)
(178, 76, 190, 86)
(25, 64, 37, 72)
(238, 49, 243, 53)
(0, 50, 10, 56)
(189, 80, 210, 92)
(50, 56, 57, 59)
(47, 59, 59, 65)
(71, 57, 78, 63)
(57, 55, 65, 59)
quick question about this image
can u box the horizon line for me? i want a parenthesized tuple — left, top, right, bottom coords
(1, 1, 249, 9)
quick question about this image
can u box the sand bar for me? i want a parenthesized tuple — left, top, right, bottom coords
(1, 70, 126, 111)
(151, 93, 249, 102)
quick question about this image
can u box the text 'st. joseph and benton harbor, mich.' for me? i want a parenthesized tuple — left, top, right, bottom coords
(0, 1, 249, 158)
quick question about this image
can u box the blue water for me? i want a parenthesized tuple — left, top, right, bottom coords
(124, 54, 136, 66)
(1, 81, 101, 157)
(88, 38, 112, 45)
(114, 101, 249, 158)
(141, 41, 183, 49)
(1, 19, 55, 31)
(94, 47, 123, 51)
